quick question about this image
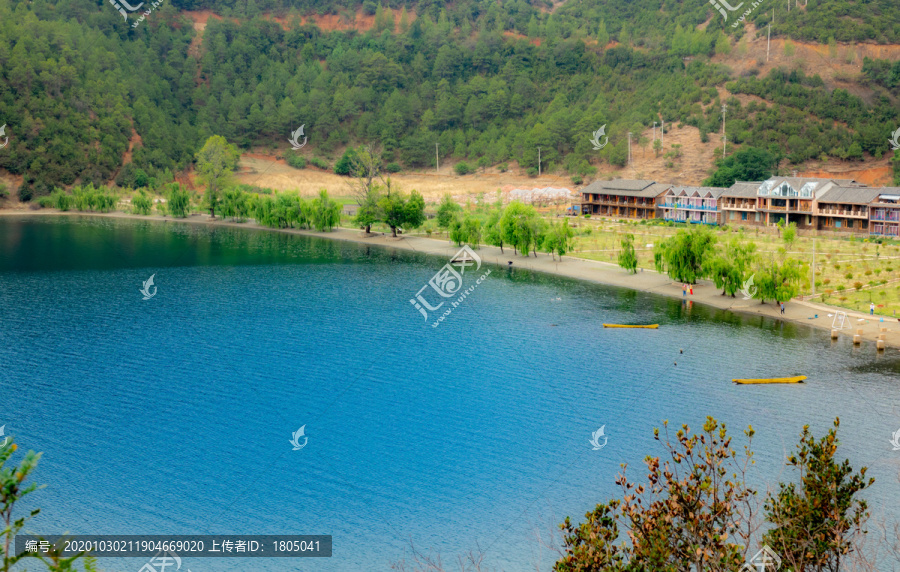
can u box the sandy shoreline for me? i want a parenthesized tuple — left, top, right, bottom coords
(3, 209, 898, 352)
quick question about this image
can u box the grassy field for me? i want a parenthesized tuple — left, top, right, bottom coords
(564, 216, 900, 316)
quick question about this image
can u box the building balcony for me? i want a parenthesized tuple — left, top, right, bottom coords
(818, 208, 868, 218)
(662, 203, 717, 211)
(870, 213, 900, 222)
(722, 203, 756, 211)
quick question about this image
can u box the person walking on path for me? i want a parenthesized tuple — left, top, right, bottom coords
(682, 283, 687, 298)
(871, 302, 875, 315)
(689, 284, 693, 296)
(781, 302, 785, 315)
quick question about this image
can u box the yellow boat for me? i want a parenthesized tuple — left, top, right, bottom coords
(733, 375, 807, 385)
(603, 324, 659, 329)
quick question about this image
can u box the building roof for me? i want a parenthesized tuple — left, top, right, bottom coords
(720, 182, 761, 198)
(817, 186, 883, 205)
(581, 179, 671, 198)
(669, 186, 727, 198)
(769, 176, 862, 189)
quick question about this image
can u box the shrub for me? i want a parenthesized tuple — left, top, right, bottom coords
(571, 175, 583, 185)
(333, 148, 357, 175)
(527, 167, 538, 177)
(864, 269, 872, 276)
(18, 185, 33, 202)
(95, 193, 117, 213)
(823, 278, 831, 285)
(834, 264, 841, 270)
(837, 285, 846, 291)
(36, 196, 53, 208)
(52, 190, 72, 211)
(285, 154, 306, 169)
(454, 162, 472, 176)
(309, 157, 330, 170)
(498, 163, 508, 173)
(845, 272, 853, 279)
(385, 162, 402, 173)
(131, 191, 153, 215)
(854, 281, 863, 290)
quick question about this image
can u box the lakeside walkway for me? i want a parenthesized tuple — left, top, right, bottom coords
(4, 209, 898, 350)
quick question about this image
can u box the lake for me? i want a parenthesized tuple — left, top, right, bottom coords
(2, 215, 900, 571)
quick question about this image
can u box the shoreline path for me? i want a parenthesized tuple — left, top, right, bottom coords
(3, 210, 896, 350)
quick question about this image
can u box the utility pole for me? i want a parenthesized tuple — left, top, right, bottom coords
(627, 132, 632, 168)
(435, 143, 439, 173)
(811, 237, 816, 297)
(652, 121, 658, 142)
(767, 21, 771, 62)
(721, 103, 727, 159)
(538, 147, 542, 176)
(660, 119, 664, 151)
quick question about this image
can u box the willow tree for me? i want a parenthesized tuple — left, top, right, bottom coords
(653, 226, 716, 283)
(753, 256, 802, 303)
(709, 238, 757, 297)
(378, 187, 425, 237)
(617, 233, 637, 273)
(195, 135, 240, 218)
(312, 189, 342, 232)
(483, 208, 505, 253)
(501, 201, 543, 256)
(543, 219, 575, 260)
(347, 144, 384, 234)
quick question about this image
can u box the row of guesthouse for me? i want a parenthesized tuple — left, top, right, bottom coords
(580, 177, 900, 237)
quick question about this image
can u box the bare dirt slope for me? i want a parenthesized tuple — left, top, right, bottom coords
(235, 154, 584, 203)
(713, 24, 900, 101)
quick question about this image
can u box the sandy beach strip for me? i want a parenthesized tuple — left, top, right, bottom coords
(3, 209, 897, 350)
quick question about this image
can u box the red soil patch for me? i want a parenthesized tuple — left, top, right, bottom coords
(799, 164, 894, 187)
(502, 31, 541, 46)
(184, 8, 414, 38)
(122, 128, 142, 165)
(713, 24, 900, 101)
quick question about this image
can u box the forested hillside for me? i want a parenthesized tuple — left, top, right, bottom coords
(0, 0, 898, 199)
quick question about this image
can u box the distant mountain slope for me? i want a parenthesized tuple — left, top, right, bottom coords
(0, 0, 898, 198)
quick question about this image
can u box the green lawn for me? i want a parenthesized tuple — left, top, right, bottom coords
(566, 217, 900, 316)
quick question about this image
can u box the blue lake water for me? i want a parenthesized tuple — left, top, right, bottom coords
(2, 215, 900, 571)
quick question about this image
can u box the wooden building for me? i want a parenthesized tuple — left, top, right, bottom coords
(660, 186, 726, 225)
(869, 189, 900, 237)
(580, 180, 671, 220)
(719, 182, 764, 227)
